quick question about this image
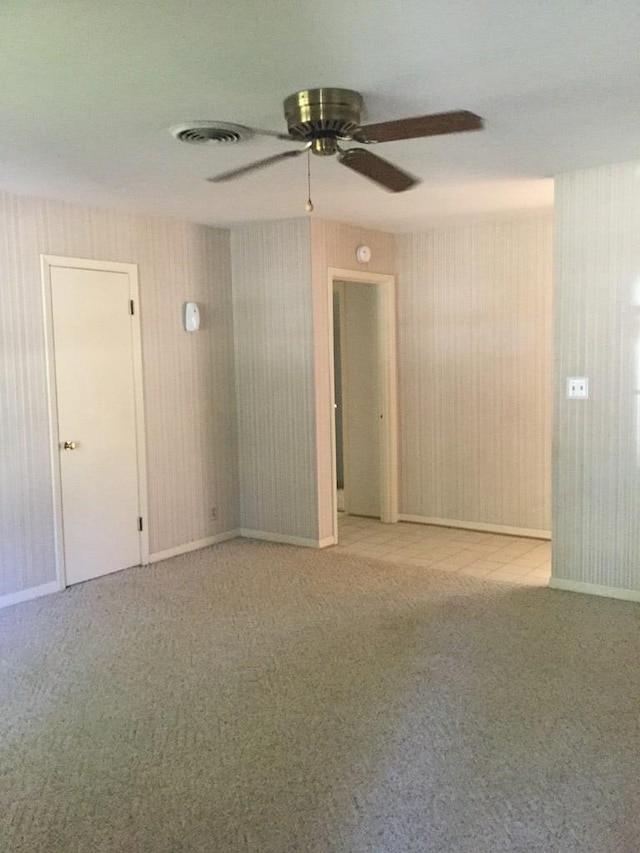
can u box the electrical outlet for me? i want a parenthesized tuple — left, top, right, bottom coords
(567, 377, 589, 399)
(210, 506, 218, 521)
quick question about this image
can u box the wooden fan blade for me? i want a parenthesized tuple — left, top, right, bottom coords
(338, 148, 419, 193)
(356, 110, 483, 143)
(207, 149, 303, 182)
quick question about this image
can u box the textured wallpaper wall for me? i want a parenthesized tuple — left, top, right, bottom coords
(231, 219, 318, 542)
(2, 192, 555, 601)
(395, 214, 553, 533)
(0, 192, 238, 597)
(554, 162, 640, 592)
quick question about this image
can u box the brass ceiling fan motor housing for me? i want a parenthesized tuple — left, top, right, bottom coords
(204, 86, 482, 192)
(284, 88, 364, 156)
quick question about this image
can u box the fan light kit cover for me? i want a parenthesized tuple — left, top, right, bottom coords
(175, 88, 484, 193)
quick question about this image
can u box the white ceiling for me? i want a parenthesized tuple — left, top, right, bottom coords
(2, 0, 640, 232)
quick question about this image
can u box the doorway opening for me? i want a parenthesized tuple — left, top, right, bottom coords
(328, 268, 398, 544)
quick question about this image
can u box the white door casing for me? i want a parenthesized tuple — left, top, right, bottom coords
(327, 268, 399, 541)
(42, 256, 148, 587)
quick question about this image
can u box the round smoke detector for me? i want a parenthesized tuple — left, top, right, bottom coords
(169, 121, 254, 145)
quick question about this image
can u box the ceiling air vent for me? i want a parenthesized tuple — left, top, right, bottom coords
(169, 121, 254, 145)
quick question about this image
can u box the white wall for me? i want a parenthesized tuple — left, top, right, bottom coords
(553, 161, 640, 597)
(0, 191, 238, 599)
(395, 214, 553, 534)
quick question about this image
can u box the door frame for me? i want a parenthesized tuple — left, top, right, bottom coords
(327, 267, 399, 541)
(41, 254, 149, 589)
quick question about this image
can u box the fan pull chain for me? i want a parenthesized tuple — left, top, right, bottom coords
(305, 149, 314, 213)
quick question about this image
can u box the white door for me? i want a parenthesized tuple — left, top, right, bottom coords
(49, 265, 142, 585)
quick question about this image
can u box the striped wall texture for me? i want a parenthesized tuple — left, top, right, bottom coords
(231, 215, 552, 543)
(554, 161, 640, 592)
(231, 219, 317, 541)
(2, 192, 555, 600)
(395, 214, 553, 532)
(0, 191, 238, 597)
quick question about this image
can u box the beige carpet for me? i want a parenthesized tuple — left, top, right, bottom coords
(1, 539, 639, 852)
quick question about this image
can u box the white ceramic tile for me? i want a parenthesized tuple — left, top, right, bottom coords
(336, 517, 551, 587)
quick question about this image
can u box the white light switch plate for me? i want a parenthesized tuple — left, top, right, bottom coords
(567, 377, 589, 399)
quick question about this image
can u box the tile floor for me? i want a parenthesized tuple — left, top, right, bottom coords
(335, 514, 551, 586)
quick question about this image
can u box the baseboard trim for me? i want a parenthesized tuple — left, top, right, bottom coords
(549, 577, 640, 602)
(240, 529, 325, 548)
(149, 530, 240, 563)
(398, 514, 551, 540)
(0, 580, 63, 610)
(318, 536, 337, 549)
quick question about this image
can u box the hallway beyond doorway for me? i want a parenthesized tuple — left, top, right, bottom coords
(335, 515, 550, 586)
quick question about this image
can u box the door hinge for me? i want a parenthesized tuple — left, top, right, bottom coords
(138, 516, 143, 532)
(130, 299, 135, 316)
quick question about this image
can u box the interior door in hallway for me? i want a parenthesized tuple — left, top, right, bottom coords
(49, 264, 144, 585)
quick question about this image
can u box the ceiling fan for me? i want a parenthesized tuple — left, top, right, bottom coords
(206, 88, 484, 193)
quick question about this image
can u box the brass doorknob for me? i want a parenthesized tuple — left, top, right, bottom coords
(63, 441, 77, 450)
